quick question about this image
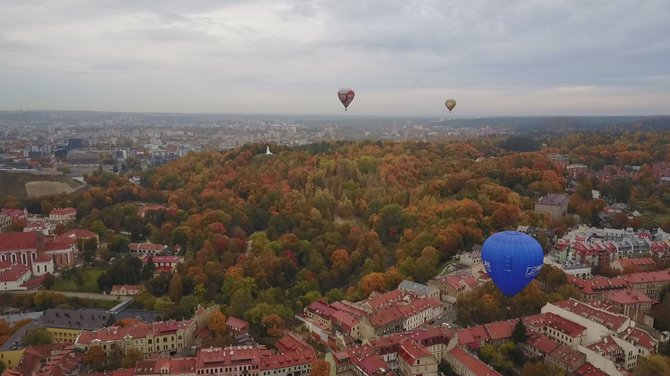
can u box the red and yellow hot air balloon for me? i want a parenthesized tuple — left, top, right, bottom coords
(338, 88, 355, 111)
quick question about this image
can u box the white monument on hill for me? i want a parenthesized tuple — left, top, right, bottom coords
(266, 146, 274, 155)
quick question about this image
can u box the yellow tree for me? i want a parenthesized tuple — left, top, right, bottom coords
(310, 359, 330, 376)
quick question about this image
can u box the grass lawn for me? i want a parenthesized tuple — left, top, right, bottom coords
(52, 268, 105, 293)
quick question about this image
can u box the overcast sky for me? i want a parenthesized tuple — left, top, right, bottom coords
(1, 1, 668, 116)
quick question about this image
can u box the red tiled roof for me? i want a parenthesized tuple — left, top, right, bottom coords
(60, 229, 97, 240)
(225, 316, 249, 331)
(548, 344, 585, 369)
(543, 312, 586, 337)
(87, 369, 137, 376)
(525, 332, 559, 354)
(369, 305, 403, 327)
(457, 325, 490, 346)
(586, 336, 623, 355)
(44, 240, 73, 251)
(367, 290, 403, 309)
(144, 255, 182, 264)
(484, 320, 516, 341)
(573, 362, 609, 376)
(0, 260, 11, 269)
(129, 243, 167, 251)
(448, 346, 502, 376)
(331, 310, 359, 332)
(622, 327, 658, 351)
(306, 300, 337, 318)
(36, 253, 52, 262)
(135, 357, 196, 375)
(110, 284, 143, 293)
(398, 340, 432, 365)
(49, 208, 76, 216)
(0, 231, 38, 251)
(607, 289, 654, 305)
(435, 274, 479, 292)
(624, 270, 670, 285)
(396, 297, 441, 319)
(0, 264, 30, 282)
(76, 319, 192, 344)
(330, 301, 366, 318)
(614, 257, 656, 269)
(274, 333, 312, 354)
(554, 299, 629, 331)
(357, 355, 390, 375)
(0, 208, 26, 218)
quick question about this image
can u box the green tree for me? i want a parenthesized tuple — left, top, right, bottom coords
(122, 348, 144, 368)
(22, 327, 53, 345)
(634, 355, 670, 376)
(84, 346, 107, 372)
(90, 220, 107, 238)
(42, 273, 56, 289)
(512, 319, 528, 343)
(108, 235, 130, 253)
(520, 361, 565, 376)
(82, 237, 98, 263)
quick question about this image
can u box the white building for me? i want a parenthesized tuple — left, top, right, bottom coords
(0, 263, 31, 291)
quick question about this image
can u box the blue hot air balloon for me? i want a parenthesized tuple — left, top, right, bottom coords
(481, 231, 544, 297)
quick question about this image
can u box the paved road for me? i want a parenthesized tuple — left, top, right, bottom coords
(7, 289, 131, 301)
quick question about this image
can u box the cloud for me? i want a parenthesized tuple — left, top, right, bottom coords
(0, 0, 668, 115)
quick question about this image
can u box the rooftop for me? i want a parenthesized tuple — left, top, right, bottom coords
(0, 231, 38, 251)
(398, 280, 435, 296)
(573, 362, 610, 376)
(448, 346, 502, 376)
(537, 193, 569, 206)
(554, 299, 629, 331)
(38, 308, 114, 330)
(624, 269, 670, 284)
(607, 289, 654, 305)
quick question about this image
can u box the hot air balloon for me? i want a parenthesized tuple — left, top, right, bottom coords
(338, 88, 355, 111)
(445, 98, 456, 112)
(481, 231, 543, 297)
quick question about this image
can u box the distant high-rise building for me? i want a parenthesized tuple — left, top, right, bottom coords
(67, 138, 83, 150)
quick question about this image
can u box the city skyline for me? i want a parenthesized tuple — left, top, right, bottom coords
(1, 1, 668, 116)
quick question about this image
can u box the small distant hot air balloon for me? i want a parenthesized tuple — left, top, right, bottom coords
(338, 88, 355, 111)
(481, 231, 544, 297)
(445, 98, 456, 112)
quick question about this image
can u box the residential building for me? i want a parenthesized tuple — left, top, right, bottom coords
(567, 164, 588, 179)
(546, 344, 586, 374)
(534, 194, 569, 221)
(225, 317, 249, 335)
(194, 334, 316, 376)
(623, 270, 670, 300)
(455, 247, 481, 267)
(611, 257, 657, 273)
(429, 274, 479, 304)
(0, 263, 31, 291)
(110, 284, 145, 296)
(397, 340, 437, 376)
(605, 290, 654, 322)
(398, 280, 440, 300)
(2, 344, 84, 376)
(144, 255, 183, 274)
(75, 318, 196, 357)
(134, 358, 197, 376)
(129, 243, 168, 257)
(0, 214, 11, 232)
(48, 208, 77, 223)
(446, 346, 502, 376)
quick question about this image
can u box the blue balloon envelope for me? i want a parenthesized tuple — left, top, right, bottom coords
(481, 231, 544, 297)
